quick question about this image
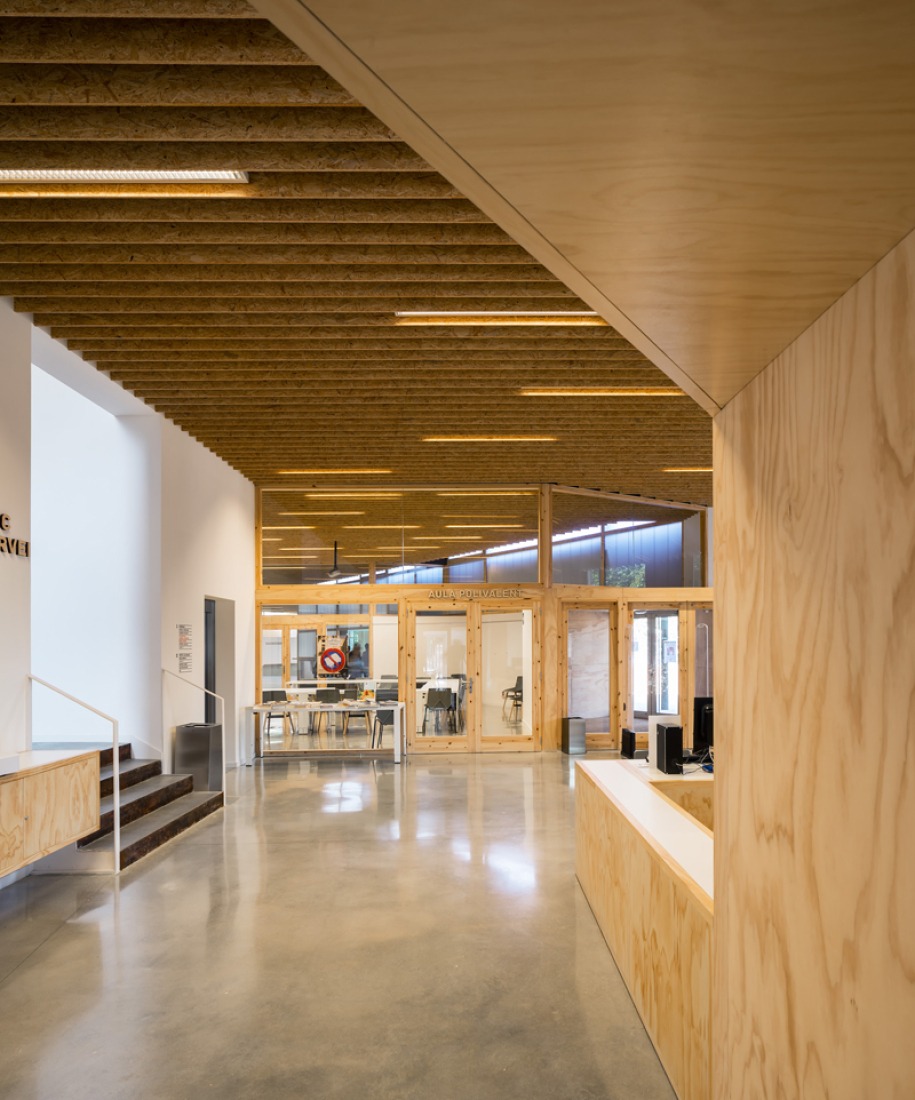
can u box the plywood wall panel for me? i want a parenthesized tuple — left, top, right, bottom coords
(713, 228, 915, 1099)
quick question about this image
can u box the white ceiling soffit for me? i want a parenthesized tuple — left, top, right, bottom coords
(252, 0, 915, 413)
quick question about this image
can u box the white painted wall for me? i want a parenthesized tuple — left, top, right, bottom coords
(160, 420, 255, 769)
(31, 368, 161, 755)
(29, 328, 255, 771)
(0, 301, 32, 758)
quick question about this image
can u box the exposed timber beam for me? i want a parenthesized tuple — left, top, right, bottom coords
(0, 280, 570, 298)
(0, 262, 553, 283)
(0, 106, 398, 142)
(0, 199, 490, 223)
(0, 222, 513, 245)
(0, 64, 357, 107)
(0, 18, 312, 65)
(0, 140, 429, 171)
(0, 244, 533, 264)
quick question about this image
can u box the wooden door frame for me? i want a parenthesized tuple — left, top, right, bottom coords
(404, 595, 542, 753)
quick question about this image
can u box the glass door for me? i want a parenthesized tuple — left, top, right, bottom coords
(632, 610, 679, 727)
(408, 605, 471, 752)
(479, 606, 537, 750)
(407, 601, 539, 753)
(566, 607, 611, 744)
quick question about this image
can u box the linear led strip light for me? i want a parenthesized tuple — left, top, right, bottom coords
(394, 310, 606, 326)
(0, 170, 249, 182)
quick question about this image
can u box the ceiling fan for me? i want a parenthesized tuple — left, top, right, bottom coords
(328, 540, 342, 578)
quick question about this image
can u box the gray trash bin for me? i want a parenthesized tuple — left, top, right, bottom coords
(174, 722, 223, 791)
(561, 716, 586, 755)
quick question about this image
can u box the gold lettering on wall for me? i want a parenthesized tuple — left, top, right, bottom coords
(0, 512, 30, 559)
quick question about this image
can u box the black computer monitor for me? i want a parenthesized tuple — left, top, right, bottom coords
(693, 697, 714, 753)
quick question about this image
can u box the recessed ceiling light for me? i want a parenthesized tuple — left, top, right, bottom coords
(394, 310, 605, 327)
(423, 436, 556, 443)
(277, 511, 365, 517)
(343, 525, 421, 530)
(304, 492, 402, 500)
(520, 387, 684, 397)
(445, 524, 526, 529)
(0, 169, 249, 182)
(261, 526, 316, 531)
(435, 491, 536, 497)
(275, 468, 391, 475)
(436, 536, 485, 541)
(663, 466, 713, 473)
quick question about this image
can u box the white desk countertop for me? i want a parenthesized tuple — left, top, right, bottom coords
(577, 759, 714, 902)
(0, 748, 98, 780)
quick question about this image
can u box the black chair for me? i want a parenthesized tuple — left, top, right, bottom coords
(455, 678, 467, 731)
(312, 687, 339, 733)
(340, 685, 373, 739)
(423, 687, 455, 735)
(501, 676, 523, 721)
(262, 690, 296, 738)
(372, 686, 399, 748)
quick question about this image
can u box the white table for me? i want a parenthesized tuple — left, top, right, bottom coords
(249, 702, 406, 762)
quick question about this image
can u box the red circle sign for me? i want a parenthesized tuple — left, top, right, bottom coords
(319, 647, 347, 674)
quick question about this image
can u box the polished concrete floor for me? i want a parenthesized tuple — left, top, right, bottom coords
(0, 754, 675, 1100)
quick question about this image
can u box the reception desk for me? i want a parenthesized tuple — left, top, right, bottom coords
(0, 749, 101, 878)
(575, 759, 713, 1100)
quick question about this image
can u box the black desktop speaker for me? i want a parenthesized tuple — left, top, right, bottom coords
(656, 723, 683, 774)
(621, 727, 636, 759)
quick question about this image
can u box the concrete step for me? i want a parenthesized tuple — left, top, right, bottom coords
(99, 757, 161, 798)
(80, 772, 194, 844)
(98, 743, 133, 769)
(80, 791, 224, 870)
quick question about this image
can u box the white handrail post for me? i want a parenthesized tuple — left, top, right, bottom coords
(27, 674, 121, 874)
(111, 718, 120, 874)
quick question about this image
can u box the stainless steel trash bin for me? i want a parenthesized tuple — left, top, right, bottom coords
(561, 717, 586, 755)
(174, 722, 223, 791)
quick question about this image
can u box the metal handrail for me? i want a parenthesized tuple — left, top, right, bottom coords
(161, 669, 226, 790)
(28, 674, 121, 874)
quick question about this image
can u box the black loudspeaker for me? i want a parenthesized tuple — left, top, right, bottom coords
(621, 727, 636, 758)
(656, 723, 683, 774)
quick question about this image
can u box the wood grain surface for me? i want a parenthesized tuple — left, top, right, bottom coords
(714, 228, 915, 1098)
(265, 0, 915, 409)
(577, 766, 712, 1100)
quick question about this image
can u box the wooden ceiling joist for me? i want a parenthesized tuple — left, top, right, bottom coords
(0, 199, 491, 223)
(0, 244, 533, 264)
(83, 349, 643, 362)
(0, 262, 555, 283)
(0, 2, 259, 16)
(0, 64, 358, 107)
(0, 140, 428, 171)
(4, 223, 513, 245)
(0, 105, 399, 142)
(46, 321, 617, 337)
(2, 280, 569, 298)
(20, 295, 582, 314)
(0, 19, 311, 65)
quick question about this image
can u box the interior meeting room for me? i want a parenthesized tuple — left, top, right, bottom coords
(0, 3, 913, 1099)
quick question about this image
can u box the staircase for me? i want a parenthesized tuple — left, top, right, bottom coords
(79, 744, 223, 870)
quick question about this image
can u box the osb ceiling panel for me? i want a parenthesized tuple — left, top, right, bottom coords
(0, 1, 712, 537)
